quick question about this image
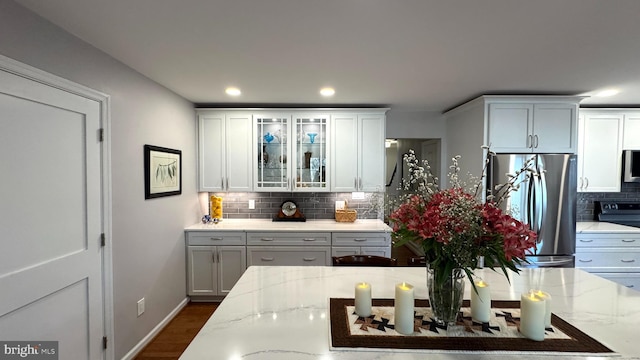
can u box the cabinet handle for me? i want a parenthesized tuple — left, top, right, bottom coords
(621, 259, 635, 263)
(209, 237, 223, 241)
(584, 177, 589, 189)
(217, 251, 220, 263)
(353, 238, 368, 242)
(534, 134, 539, 148)
(621, 239, 636, 243)
(579, 177, 583, 190)
(302, 238, 316, 241)
(527, 134, 532, 148)
(221, 177, 224, 189)
(578, 259, 593, 263)
(354, 178, 358, 189)
(226, 177, 229, 190)
(212, 251, 216, 263)
(628, 285, 635, 288)
(260, 257, 274, 261)
(260, 238, 274, 241)
(359, 178, 363, 190)
(579, 239, 593, 243)
(303, 257, 317, 261)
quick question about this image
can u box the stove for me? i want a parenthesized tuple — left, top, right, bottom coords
(595, 201, 640, 229)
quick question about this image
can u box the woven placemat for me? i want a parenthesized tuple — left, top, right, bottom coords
(329, 298, 614, 354)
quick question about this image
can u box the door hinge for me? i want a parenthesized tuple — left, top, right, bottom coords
(102, 336, 107, 349)
(98, 128, 104, 142)
(101, 233, 106, 247)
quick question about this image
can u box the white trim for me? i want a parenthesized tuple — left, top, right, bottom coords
(0, 53, 115, 360)
(120, 298, 190, 360)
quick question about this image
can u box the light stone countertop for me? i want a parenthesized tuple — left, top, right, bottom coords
(185, 218, 393, 232)
(577, 221, 640, 233)
(180, 266, 640, 360)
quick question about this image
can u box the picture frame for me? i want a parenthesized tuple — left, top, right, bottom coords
(144, 144, 182, 199)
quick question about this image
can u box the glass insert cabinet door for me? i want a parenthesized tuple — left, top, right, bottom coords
(255, 114, 291, 190)
(294, 114, 328, 190)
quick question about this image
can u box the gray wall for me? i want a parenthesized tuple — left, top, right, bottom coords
(0, 1, 198, 358)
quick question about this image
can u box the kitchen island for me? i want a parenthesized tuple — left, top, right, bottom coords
(180, 266, 640, 359)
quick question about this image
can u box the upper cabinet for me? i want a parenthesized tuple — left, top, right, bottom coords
(197, 111, 253, 192)
(254, 112, 330, 192)
(577, 111, 623, 192)
(487, 101, 580, 153)
(197, 108, 387, 193)
(331, 112, 386, 192)
(622, 112, 640, 149)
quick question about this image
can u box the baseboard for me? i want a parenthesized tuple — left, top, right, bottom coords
(120, 297, 189, 360)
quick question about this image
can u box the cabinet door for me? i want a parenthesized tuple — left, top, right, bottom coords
(255, 114, 291, 191)
(331, 114, 358, 191)
(487, 104, 533, 152)
(198, 113, 225, 192)
(623, 113, 640, 149)
(226, 113, 253, 191)
(293, 114, 329, 191)
(187, 246, 217, 296)
(533, 103, 577, 153)
(359, 114, 386, 191)
(579, 114, 623, 192)
(218, 246, 246, 295)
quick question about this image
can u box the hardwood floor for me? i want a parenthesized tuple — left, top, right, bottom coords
(134, 303, 218, 360)
(134, 245, 419, 359)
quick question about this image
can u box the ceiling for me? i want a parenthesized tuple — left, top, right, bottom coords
(14, 0, 640, 112)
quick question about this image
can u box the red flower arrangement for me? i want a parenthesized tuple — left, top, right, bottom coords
(389, 149, 537, 284)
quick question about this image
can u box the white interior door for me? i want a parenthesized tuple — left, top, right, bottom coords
(0, 68, 104, 358)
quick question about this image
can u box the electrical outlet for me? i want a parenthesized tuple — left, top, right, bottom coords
(248, 199, 255, 209)
(137, 298, 145, 317)
(351, 192, 365, 200)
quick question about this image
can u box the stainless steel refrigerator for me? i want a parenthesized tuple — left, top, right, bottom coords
(487, 153, 577, 268)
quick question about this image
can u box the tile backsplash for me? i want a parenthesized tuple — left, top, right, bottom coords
(205, 192, 384, 221)
(577, 182, 640, 221)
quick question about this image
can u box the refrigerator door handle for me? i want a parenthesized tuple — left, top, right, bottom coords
(537, 164, 547, 241)
(526, 170, 536, 227)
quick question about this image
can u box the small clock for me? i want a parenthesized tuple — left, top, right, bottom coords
(273, 200, 306, 222)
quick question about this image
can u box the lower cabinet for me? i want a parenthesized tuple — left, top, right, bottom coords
(186, 231, 247, 298)
(575, 231, 640, 290)
(331, 232, 392, 257)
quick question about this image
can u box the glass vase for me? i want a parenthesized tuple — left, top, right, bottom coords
(426, 264, 465, 326)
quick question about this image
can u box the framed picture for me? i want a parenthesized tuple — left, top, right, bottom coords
(144, 144, 182, 199)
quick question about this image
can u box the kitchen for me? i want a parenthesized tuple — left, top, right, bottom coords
(1, 1, 640, 359)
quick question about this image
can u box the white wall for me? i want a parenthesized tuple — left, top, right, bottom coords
(0, 1, 199, 358)
(386, 109, 445, 139)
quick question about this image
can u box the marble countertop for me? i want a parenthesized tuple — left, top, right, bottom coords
(577, 221, 640, 233)
(180, 266, 640, 360)
(185, 218, 393, 232)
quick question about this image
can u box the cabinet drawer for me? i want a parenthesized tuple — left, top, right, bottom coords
(332, 232, 391, 247)
(575, 249, 640, 271)
(576, 234, 640, 248)
(186, 231, 246, 246)
(247, 232, 330, 246)
(594, 272, 640, 290)
(247, 246, 330, 266)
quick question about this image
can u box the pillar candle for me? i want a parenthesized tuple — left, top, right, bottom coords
(534, 290, 552, 328)
(520, 291, 546, 341)
(354, 282, 372, 317)
(394, 282, 414, 335)
(470, 280, 491, 323)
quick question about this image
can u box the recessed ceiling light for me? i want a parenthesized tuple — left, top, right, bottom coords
(320, 87, 335, 97)
(595, 89, 619, 97)
(225, 87, 241, 96)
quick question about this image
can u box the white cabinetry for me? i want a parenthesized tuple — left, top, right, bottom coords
(197, 111, 253, 192)
(331, 112, 386, 192)
(488, 102, 579, 153)
(254, 112, 330, 192)
(331, 232, 391, 257)
(247, 232, 331, 266)
(575, 231, 640, 290)
(623, 113, 640, 149)
(186, 231, 247, 297)
(577, 111, 623, 192)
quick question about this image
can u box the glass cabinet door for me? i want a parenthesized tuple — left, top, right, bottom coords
(255, 114, 291, 190)
(294, 114, 328, 190)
